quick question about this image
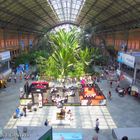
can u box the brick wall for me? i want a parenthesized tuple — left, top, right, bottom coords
(93, 29, 140, 51)
(0, 28, 5, 51)
(0, 28, 39, 58)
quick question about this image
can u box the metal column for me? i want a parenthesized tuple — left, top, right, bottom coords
(133, 64, 137, 84)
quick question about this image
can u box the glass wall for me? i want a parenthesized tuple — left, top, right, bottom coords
(0, 61, 9, 73)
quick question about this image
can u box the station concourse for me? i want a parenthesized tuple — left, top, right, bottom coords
(0, 0, 140, 140)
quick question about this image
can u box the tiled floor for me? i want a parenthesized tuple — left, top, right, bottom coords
(0, 76, 140, 139)
(4, 106, 117, 130)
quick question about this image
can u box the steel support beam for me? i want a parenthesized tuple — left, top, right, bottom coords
(88, 1, 115, 24)
(17, 1, 51, 27)
(0, 19, 42, 34)
(0, 6, 43, 28)
(76, 0, 86, 18)
(60, 0, 65, 20)
(95, 18, 140, 33)
(123, 0, 140, 13)
(34, 0, 57, 24)
(94, 3, 140, 27)
(47, 21, 79, 32)
(69, 0, 73, 20)
(0, 0, 6, 5)
(78, 0, 98, 24)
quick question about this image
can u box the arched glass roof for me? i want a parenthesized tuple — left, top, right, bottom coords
(47, 0, 85, 22)
(49, 23, 81, 33)
(0, 0, 139, 34)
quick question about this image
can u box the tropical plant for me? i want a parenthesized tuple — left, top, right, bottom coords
(14, 50, 49, 67)
(47, 28, 79, 77)
(14, 26, 109, 79)
(36, 56, 48, 74)
(35, 27, 106, 78)
(106, 45, 118, 58)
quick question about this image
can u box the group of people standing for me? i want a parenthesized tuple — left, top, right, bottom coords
(8, 72, 24, 83)
(14, 106, 27, 118)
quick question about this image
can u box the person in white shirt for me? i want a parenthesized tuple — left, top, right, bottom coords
(95, 118, 99, 133)
(19, 87, 24, 98)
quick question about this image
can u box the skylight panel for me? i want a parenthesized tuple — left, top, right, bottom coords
(47, 0, 85, 22)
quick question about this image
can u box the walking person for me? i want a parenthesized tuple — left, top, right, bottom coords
(95, 118, 99, 133)
(36, 74, 39, 81)
(20, 73, 22, 81)
(23, 106, 27, 117)
(44, 118, 49, 126)
(14, 75, 17, 83)
(8, 76, 11, 82)
(62, 85, 66, 97)
(108, 91, 112, 100)
(24, 81, 29, 98)
(19, 87, 24, 98)
(15, 107, 20, 118)
(110, 81, 112, 88)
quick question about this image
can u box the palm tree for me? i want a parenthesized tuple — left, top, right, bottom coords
(47, 28, 79, 77)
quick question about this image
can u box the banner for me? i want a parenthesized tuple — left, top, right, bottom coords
(123, 54, 135, 68)
(117, 52, 135, 68)
(117, 52, 123, 63)
(20, 40, 24, 50)
(0, 51, 10, 61)
(29, 40, 33, 48)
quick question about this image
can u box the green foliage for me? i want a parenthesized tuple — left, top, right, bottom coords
(14, 50, 48, 67)
(35, 27, 105, 78)
(14, 27, 107, 78)
(14, 52, 30, 66)
(36, 56, 47, 73)
(73, 62, 85, 77)
(106, 45, 117, 57)
(89, 47, 109, 66)
(37, 34, 52, 54)
(45, 28, 79, 77)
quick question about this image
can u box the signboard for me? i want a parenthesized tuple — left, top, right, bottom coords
(123, 54, 135, 68)
(0, 51, 10, 61)
(53, 132, 82, 140)
(25, 64, 29, 71)
(20, 40, 24, 50)
(117, 52, 135, 68)
(29, 40, 33, 48)
(117, 52, 123, 63)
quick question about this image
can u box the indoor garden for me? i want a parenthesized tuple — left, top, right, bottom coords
(15, 26, 108, 79)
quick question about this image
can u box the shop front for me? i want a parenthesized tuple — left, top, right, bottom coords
(117, 51, 140, 84)
(0, 51, 11, 79)
(0, 51, 11, 88)
(117, 51, 140, 96)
